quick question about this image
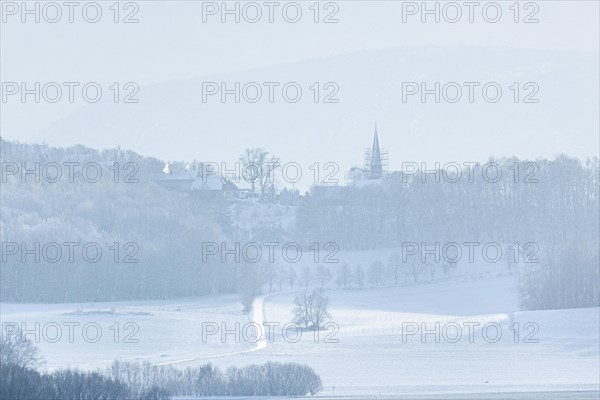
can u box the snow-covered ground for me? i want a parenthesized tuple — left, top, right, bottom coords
(253, 277, 599, 395)
(0, 295, 250, 371)
(1, 275, 598, 396)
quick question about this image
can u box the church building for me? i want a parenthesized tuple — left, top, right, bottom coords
(347, 123, 388, 185)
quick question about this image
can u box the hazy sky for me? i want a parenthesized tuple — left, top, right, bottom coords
(2, 1, 599, 147)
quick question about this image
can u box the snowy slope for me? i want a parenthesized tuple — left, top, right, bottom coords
(2, 274, 597, 395)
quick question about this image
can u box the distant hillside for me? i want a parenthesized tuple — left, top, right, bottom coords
(36, 46, 599, 191)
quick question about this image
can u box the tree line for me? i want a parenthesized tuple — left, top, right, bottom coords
(1, 326, 323, 399)
(2, 140, 597, 308)
(296, 155, 599, 249)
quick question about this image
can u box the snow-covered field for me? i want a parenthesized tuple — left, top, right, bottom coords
(255, 278, 599, 395)
(1, 275, 598, 396)
(0, 295, 251, 370)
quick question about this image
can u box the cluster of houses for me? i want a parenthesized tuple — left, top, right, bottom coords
(154, 165, 252, 200)
(155, 125, 386, 201)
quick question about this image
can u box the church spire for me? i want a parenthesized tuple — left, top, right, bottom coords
(369, 122, 383, 179)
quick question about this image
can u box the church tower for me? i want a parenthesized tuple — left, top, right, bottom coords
(369, 123, 383, 179)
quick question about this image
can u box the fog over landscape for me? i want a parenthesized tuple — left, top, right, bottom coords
(1, 1, 599, 399)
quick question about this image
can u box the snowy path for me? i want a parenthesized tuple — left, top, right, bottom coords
(150, 295, 268, 366)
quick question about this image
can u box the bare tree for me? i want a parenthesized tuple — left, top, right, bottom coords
(238, 262, 261, 313)
(504, 244, 517, 273)
(353, 265, 365, 288)
(442, 261, 458, 278)
(315, 266, 333, 288)
(276, 265, 286, 291)
(336, 262, 352, 289)
(0, 325, 43, 369)
(287, 267, 297, 290)
(368, 261, 385, 287)
(406, 256, 425, 284)
(299, 267, 313, 291)
(239, 148, 280, 199)
(260, 262, 276, 293)
(387, 253, 402, 285)
(427, 261, 437, 282)
(292, 289, 331, 330)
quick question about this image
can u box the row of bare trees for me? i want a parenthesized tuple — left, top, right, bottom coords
(108, 360, 322, 397)
(1, 326, 323, 398)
